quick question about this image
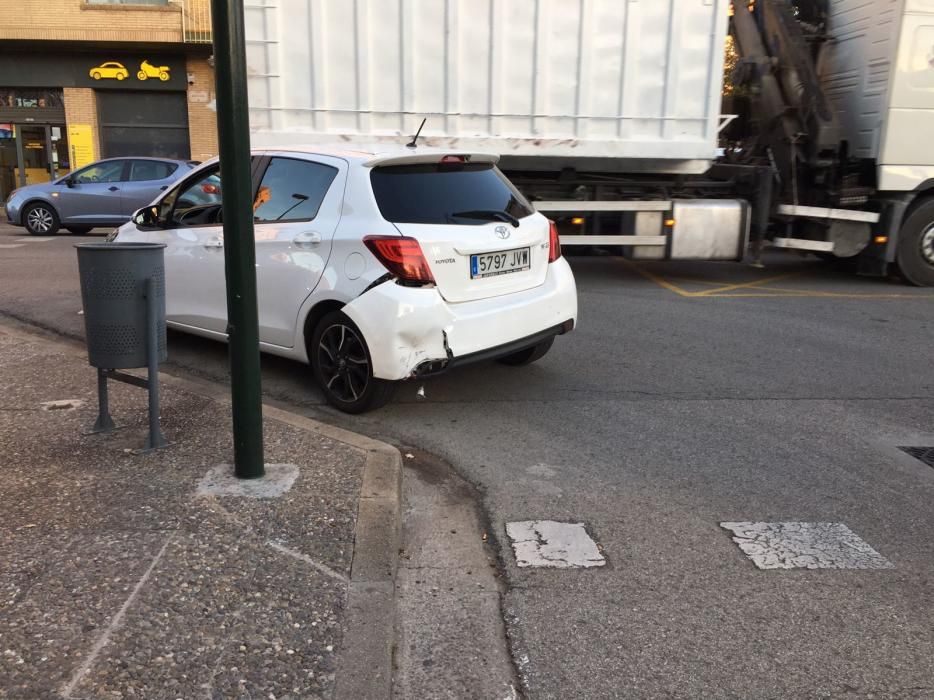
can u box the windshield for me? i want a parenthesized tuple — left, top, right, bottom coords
(370, 163, 534, 225)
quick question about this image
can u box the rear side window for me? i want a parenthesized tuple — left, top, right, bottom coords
(370, 163, 533, 225)
(254, 157, 338, 222)
(129, 160, 177, 182)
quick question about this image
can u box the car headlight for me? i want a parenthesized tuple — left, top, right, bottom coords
(106, 228, 120, 242)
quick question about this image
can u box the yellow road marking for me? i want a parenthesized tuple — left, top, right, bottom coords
(662, 275, 735, 288)
(733, 286, 934, 299)
(617, 257, 698, 297)
(692, 272, 804, 296)
(618, 258, 934, 299)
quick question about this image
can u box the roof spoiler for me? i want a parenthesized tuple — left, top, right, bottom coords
(364, 152, 500, 168)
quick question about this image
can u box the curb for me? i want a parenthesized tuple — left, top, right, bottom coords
(0, 317, 401, 700)
(265, 404, 402, 700)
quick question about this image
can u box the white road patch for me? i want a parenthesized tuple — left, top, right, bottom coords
(16, 237, 54, 242)
(720, 522, 894, 570)
(525, 463, 559, 478)
(196, 463, 299, 499)
(40, 399, 85, 411)
(506, 520, 605, 568)
(0, 244, 26, 249)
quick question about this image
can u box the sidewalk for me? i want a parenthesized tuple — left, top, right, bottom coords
(0, 322, 401, 699)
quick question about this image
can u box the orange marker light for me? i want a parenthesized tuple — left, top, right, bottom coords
(665, 218, 676, 227)
(873, 235, 888, 245)
(571, 217, 585, 225)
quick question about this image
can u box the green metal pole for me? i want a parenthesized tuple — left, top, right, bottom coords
(211, 0, 264, 479)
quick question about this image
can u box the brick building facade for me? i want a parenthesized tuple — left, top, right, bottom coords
(0, 0, 217, 201)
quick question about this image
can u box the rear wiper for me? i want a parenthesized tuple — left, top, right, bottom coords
(450, 209, 520, 228)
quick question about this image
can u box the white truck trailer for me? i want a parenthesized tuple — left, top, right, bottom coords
(244, 0, 934, 286)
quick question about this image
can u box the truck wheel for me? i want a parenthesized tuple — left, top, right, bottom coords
(896, 200, 934, 287)
(497, 337, 554, 366)
(310, 311, 396, 413)
(24, 202, 60, 235)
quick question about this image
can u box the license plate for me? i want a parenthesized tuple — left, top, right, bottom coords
(470, 247, 531, 279)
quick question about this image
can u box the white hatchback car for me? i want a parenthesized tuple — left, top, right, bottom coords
(112, 145, 578, 412)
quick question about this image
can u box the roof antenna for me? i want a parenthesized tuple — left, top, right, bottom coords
(406, 117, 426, 149)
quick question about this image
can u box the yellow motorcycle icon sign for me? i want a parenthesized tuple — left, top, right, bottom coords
(137, 60, 171, 82)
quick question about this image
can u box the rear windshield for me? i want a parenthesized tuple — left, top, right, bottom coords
(370, 163, 534, 225)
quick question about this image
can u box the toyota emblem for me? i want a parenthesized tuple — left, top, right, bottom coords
(494, 225, 510, 239)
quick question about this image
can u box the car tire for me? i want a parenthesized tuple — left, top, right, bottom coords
(896, 199, 934, 287)
(497, 337, 554, 366)
(23, 202, 60, 236)
(117, 73, 125, 80)
(310, 311, 396, 413)
(66, 226, 93, 235)
(92, 72, 101, 80)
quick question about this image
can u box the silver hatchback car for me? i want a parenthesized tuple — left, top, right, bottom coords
(4, 157, 196, 235)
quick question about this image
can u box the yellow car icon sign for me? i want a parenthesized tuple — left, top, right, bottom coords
(89, 62, 129, 81)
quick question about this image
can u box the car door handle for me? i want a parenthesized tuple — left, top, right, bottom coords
(108, 186, 119, 192)
(294, 231, 322, 246)
(203, 238, 224, 249)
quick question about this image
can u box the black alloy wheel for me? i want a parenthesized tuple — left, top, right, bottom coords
(310, 311, 395, 413)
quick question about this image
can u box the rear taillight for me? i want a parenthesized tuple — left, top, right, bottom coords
(548, 220, 562, 263)
(363, 235, 435, 285)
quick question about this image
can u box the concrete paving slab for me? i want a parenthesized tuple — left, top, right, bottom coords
(391, 451, 518, 698)
(196, 462, 300, 498)
(395, 589, 517, 700)
(0, 321, 402, 699)
(1, 531, 170, 697)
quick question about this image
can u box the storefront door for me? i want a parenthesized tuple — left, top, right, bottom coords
(0, 123, 69, 202)
(0, 88, 69, 202)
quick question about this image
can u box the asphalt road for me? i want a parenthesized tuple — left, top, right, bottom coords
(3, 223, 934, 698)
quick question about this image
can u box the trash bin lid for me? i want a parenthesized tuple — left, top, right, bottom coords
(75, 242, 167, 251)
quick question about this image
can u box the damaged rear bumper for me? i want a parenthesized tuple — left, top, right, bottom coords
(416, 319, 575, 377)
(342, 258, 578, 381)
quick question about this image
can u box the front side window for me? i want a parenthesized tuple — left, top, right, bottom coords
(253, 157, 338, 222)
(129, 160, 177, 182)
(158, 166, 222, 227)
(370, 163, 534, 225)
(72, 160, 125, 184)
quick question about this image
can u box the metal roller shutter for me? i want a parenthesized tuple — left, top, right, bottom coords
(97, 90, 190, 159)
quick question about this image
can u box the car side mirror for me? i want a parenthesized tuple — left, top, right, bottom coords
(64, 177, 75, 188)
(132, 206, 161, 229)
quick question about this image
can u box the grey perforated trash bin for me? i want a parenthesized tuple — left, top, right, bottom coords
(76, 242, 167, 369)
